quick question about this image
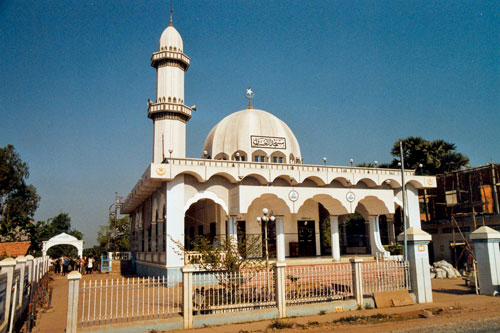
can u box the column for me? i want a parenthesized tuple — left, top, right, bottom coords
(276, 216, 285, 262)
(143, 227, 149, 254)
(274, 262, 286, 318)
(0, 258, 16, 331)
(330, 216, 340, 261)
(386, 215, 396, 244)
(350, 258, 363, 306)
(369, 216, 389, 258)
(227, 216, 238, 249)
(470, 226, 500, 295)
(397, 227, 432, 303)
(66, 271, 81, 333)
(182, 265, 195, 329)
(157, 219, 164, 253)
(16, 256, 27, 309)
(166, 175, 185, 267)
(151, 221, 157, 253)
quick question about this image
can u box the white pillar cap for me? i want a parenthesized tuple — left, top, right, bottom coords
(0, 258, 17, 267)
(397, 227, 431, 242)
(16, 256, 27, 263)
(470, 226, 500, 240)
(67, 271, 82, 280)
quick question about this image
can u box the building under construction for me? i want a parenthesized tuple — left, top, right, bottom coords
(420, 163, 500, 268)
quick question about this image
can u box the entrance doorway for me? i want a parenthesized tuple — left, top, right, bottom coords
(261, 221, 276, 258)
(298, 220, 316, 256)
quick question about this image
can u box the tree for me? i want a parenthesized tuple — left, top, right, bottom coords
(97, 216, 130, 252)
(0, 145, 40, 240)
(389, 137, 470, 175)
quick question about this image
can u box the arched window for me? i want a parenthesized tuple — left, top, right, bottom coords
(232, 151, 247, 162)
(252, 150, 268, 163)
(270, 151, 286, 164)
(214, 152, 229, 160)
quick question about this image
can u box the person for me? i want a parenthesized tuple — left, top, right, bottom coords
(87, 257, 93, 274)
(54, 258, 61, 274)
(62, 256, 69, 276)
(80, 257, 86, 274)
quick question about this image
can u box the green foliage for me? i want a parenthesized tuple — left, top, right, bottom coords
(0, 145, 40, 241)
(390, 137, 469, 175)
(97, 216, 130, 252)
(319, 310, 326, 315)
(384, 243, 402, 255)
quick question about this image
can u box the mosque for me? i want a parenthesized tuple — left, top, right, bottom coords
(120, 15, 436, 276)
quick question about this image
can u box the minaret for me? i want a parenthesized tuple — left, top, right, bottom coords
(149, 11, 192, 162)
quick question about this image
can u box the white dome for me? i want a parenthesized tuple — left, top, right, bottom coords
(203, 108, 302, 164)
(159, 25, 183, 51)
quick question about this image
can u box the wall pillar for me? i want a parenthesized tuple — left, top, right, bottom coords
(386, 215, 396, 244)
(182, 265, 195, 329)
(16, 256, 27, 311)
(166, 175, 185, 267)
(66, 271, 81, 333)
(369, 216, 389, 258)
(398, 227, 432, 303)
(0, 258, 16, 332)
(350, 258, 363, 306)
(470, 226, 500, 295)
(330, 216, 340, 261)
(276, 216, 285, 262)
(151, 221, 157, 253)
(227, 216, 238, 249)
(157, 220, 164, 253)
(274, 262, 286, 318)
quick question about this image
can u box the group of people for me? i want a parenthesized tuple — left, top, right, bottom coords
(53, 256, 97, 275)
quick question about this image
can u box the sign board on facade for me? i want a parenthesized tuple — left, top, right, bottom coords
(251, 135, 286, 149)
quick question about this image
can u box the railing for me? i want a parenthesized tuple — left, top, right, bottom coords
(192, 269, 275, 313)
(184, 251, 226, 265)
(72, 259, 411, 330)
(361, 260, 410, 294)
(285, 263, 353, 305)
(79, 276, 182, 327)
(0, 255, 51, 333)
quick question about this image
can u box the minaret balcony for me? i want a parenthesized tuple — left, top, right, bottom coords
(147, 102, 192, 120)
(151, 51, 190, 70)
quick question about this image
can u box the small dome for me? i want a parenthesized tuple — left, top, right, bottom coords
(203, 108, 302, 164)
(159, 25, 183, 51)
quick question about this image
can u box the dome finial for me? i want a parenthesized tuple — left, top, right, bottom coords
(245, 87, 255, 109)
(169, 8, 173, 26)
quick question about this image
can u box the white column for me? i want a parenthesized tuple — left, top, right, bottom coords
(151, 221, 157, 253)
(369, 216, 389, 258)
(398, 228, 433, 303)
(470, 226, 500, 296)
(330, 216, 340, 261)
(406, 184, 422, 228)
(0, 258, 16, 331)
(276, 216, 285, 262)
(16, 256, 27, 308)
(228, 216, 238, 249)
(166, 175, 185, 267)
(66, 271, 81, 333)
(157, 220, 164, 253)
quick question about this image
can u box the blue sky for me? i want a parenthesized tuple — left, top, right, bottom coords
(1, 1, 498, 246)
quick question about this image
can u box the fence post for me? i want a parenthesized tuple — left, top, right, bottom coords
(398, 227, 432, 303)
(350, 258, 363, 306)
(274, 262, 287, 318)
(66, 271, 81, 333)
(0, 258, 17, 331)
(182, 265, 195, 329)
(470, 226, 500, 295)
(25, 255, 34, 284)
(15, 256, 27, 312)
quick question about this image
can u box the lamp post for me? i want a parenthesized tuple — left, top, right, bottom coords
(322, 157, 327, 166)
(257, 208, 275, 295)
(349, 158, 354, 167)
(399, 141, 408, 261)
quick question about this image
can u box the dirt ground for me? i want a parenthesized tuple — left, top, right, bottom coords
(32, 273, 500, 332)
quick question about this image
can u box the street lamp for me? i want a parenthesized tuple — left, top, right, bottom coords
(349, 158, 354, 166)
(257, 208, 275, 294)
(322, 157, 327, 166)
(374, 161, 378, 167)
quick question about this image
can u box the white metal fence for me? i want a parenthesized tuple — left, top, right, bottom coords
(192, 269, 275, 313)
(75, 259, 410, 329)
(361, 260, 410, 294)
(285, 263, 353, 305)
(79, 276, 182, 327)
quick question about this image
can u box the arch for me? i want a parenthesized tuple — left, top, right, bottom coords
(184, 191, 229, 215)
(207, 172, 238, 184)
(302, 176, 326, 186)
(251, 149, 268, 163)
(271, 175, 293, 186)
(406, 179, 425, 188)
(246, 193, 291, 216)
(311, 194, 349, 215)
(330, 176, 351, 187)
(177, 170, 204, 183)
(356, 196, 391, 216)
(240, 173, 268, 185)
(214, 152, 229, 160)
(289, 153, 295, 164)
(42, 233, 83, 258)
(270, 151, 286, 163)
(380, 178, 401, 188)
(354, 178, 378, 188)
(231, 150, 247, 162)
